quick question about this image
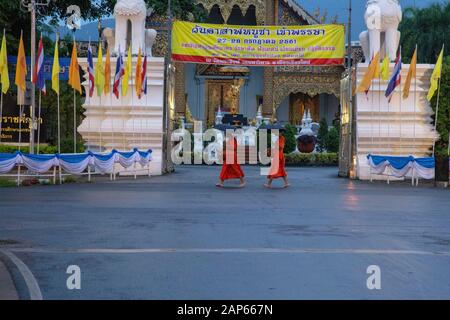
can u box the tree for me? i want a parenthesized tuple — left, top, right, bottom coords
(0, 1, 109, 53)
(400, 3, 450, 63)
(103, 0, 207, 21)
(283, 124, 297, 154)
(430, 56, 450, 157)
(325, 126, 339, 153)
(316, 118, 328, 152)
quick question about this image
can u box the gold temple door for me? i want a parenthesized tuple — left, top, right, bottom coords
(206, 80, 240, 125)
(289, 93, 320, 125)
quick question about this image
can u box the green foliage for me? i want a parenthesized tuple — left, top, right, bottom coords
(0, 178, 16, 188)
(103, 0, 207, 22)
(0, 1, 109, 54)
(61, 138, 86, 154)
(316, 118, 329, 152)
(41, 82, 85, 148)
(0, 144, 57, 154)
(325, 126, 340, 153)
(63, 176, 77, 184)
(285, 153, 338, 167)
(430, 56, 450, 157)
(400, 3, 450, 63)
(283, 124, 297, 154)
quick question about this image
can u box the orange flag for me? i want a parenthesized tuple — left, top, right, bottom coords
(355, 52, 380, 94)
(135, 47, 143, 98)
(104, 46, 111, 94)
(68, 40, 82, 94)
(15, 32, 27, 92)
(403, 47, 417, 99)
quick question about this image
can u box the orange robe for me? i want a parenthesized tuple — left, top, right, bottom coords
(268, 135, 287, 179)
(220, 138, 245, 181)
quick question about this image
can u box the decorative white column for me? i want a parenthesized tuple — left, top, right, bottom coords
(78, 56, 165, 176)
(355, 62, 439, 180)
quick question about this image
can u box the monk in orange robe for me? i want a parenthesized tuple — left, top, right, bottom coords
(265, 134, 289, 188)
(216, 137, 245, 187)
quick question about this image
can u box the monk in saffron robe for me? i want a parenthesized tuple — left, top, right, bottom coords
(265, 134, 289, 188)
(216, 137, 245, 188)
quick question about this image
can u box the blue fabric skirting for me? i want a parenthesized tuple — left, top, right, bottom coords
(367, 154, 437, 179)
(0, 149, 152, 175)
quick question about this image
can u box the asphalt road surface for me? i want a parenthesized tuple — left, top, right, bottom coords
(0, 166, 449, 299)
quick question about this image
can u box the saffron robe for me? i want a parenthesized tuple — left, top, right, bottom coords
(220, 138, 245, 180)
(268, 135, 287, 179)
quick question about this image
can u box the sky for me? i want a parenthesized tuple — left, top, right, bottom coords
(66, 0, 445, 41)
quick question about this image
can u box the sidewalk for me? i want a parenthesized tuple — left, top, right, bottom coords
(0, 260, 19, 300)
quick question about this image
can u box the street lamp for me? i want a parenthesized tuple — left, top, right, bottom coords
(20, 0, 51, 154)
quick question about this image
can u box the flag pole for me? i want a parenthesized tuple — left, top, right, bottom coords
(0, 29, 4, 144)
(399, 46, 402, 154)
(143, 51, 147, 149)
(73, 34, 77, 154)
(73, 88, 77, 153)
(432, 44, 444, 157)
(130, 46, 135, 150)
(371, 64, 374, 147)
(378, 61, 381, 150)
(109, 52, 114, 149)
(432, 76, 442, 157)
(37, 90, 41, 153)
(0, 89, 3, 144)
(19, 105, 23, 151)
(57, 90, 61, 154)
(56, 34, 61, 154)
(413, 44, 417, 149)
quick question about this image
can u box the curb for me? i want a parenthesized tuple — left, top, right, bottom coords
(0, 259, 19, 300)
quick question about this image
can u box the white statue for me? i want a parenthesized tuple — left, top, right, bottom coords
(145, 29, 157, 56)
(256, 105, 263, 127)
(359, 0, 402, 61)
(215, 105, 223, 125)
(113, 0, 157, 55)
(102, 28, 115, 51)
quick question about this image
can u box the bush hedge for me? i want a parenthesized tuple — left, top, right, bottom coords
(0, 145, 58, 154)
(285, 152, 338, 167)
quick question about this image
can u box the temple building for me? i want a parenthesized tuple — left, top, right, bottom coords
(148, 0, 345, 127)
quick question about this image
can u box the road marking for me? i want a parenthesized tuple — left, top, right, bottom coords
(0, 249, 43, 300)
(5, 247, 450, 256)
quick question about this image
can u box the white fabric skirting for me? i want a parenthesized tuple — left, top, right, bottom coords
(0, 149, 152, 175)
(367, 155, 435, 180)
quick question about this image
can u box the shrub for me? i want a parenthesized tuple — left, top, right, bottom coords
(0, 145, 58, 154)
(325, 126, 340, 153)
(60, 138, 86, 154)
(283, 124, 297, 154)
(316, 118, 329, 152)
(0, 178, 16, 188)
(285, 152, 338, 167)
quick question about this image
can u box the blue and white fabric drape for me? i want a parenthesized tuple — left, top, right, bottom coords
(0, 149, 152, 175)
(367, 155, 436, 179)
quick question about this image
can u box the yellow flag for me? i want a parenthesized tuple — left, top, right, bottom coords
(68, 40, 82, 94)
(374, 57, 380, 79)
(427, 47, 444, 101)
(355, 52, 380, 94)
(122, 45, 132, 96)
(15, 32, 27, 92)
(95, 43, 105, 96)
(135, 48, 142, 98)
(403, 47, 417, 99)
(0, 31, 10, 94)
(104, 46, 111, 95)
(380, 55, 390, 81)
(52, 37, 60, 95)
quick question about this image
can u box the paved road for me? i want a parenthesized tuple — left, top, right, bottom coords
(0, 166, 449, 299)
